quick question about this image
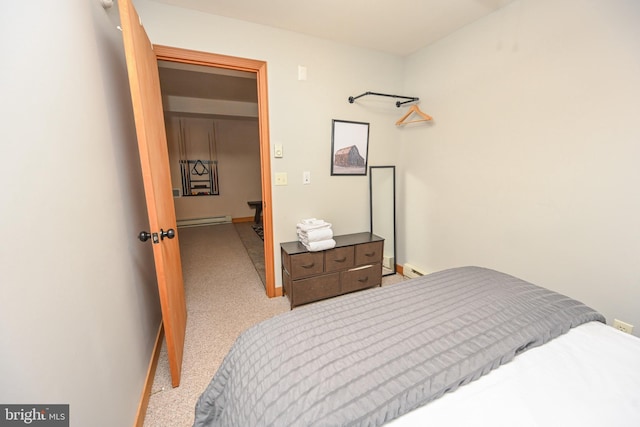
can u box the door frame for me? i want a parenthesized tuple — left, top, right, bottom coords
(154, 45, 278, 298)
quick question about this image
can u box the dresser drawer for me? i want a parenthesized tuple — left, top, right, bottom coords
(341, 264, 382, 293)
(291, 273, 340, 306)
(355, 241, 383, 266)
(325, 246, 354, 272)
(289, 252, 324, 279)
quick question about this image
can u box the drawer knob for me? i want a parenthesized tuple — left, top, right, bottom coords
(358, 276, 369, 283)
(334, 257, 347, 263)
(301, 262, 315, 269)
(364, 252, 376, 257)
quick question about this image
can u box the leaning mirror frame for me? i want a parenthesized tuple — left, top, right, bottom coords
(369, 165, 396, 277)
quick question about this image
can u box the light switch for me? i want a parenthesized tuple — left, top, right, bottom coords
(298, 65, 307, 81)
(275, 172, 288, 186)
(303, 171, 311, 185)
(274, 144, 283, 158)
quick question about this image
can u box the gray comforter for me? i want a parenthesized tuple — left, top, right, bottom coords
(193, 266, 604, 427)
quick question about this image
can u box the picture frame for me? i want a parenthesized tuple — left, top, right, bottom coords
(331, 119, 370, 176)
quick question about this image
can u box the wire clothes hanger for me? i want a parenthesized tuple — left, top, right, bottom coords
(395, 104, 433, 126)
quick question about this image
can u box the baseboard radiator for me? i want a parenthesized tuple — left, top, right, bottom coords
(403, 263, 427, 279)
(382, 256, 395, 270)
(177, 215, 232, 228)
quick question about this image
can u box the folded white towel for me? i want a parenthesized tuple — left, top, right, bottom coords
(297, 227, 334, 244)
(296, 221, 332, 232)
(303, 239, 336, 252)
(300, 218, 320, 225)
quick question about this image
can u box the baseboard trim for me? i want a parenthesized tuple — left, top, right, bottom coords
(134, 322, 164, 427)
(232, 216, 254, 223)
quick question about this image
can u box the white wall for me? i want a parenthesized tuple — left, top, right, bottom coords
(0, 1, 162, 425)
(166, 116, 262, 220)
(400, 0, 640, 334)
(135, 0, 405, 287)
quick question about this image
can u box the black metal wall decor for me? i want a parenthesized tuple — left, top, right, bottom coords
(178, 118, 220, 196)
(180, 159, 219, 196)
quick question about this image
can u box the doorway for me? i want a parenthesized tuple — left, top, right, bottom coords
(153, 45, 277, 298)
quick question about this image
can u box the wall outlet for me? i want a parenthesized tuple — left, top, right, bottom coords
(613, 319, 634, 334)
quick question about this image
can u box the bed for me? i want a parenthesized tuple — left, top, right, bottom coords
(193, 266, 640, 427)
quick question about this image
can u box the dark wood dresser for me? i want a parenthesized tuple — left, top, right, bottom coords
(281, 232, 384, 309)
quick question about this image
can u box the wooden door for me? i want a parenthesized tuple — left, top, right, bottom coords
(119, 0, 187, 387)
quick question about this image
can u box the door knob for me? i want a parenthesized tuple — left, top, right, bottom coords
(160, 228, 175, 240)
(138, 231, 152, 242)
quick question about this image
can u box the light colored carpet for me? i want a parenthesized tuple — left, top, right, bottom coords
(143, 223, 404, 426)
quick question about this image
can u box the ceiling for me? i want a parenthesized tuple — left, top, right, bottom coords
(158, 61, 257, 103)
(158, 60, 259, 118)
(150, 0, 515, 56)
(155, 0, 515, 116)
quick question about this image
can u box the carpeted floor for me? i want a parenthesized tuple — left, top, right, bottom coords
(143, 223, 289, 427)
(143, 223, 404, 426)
